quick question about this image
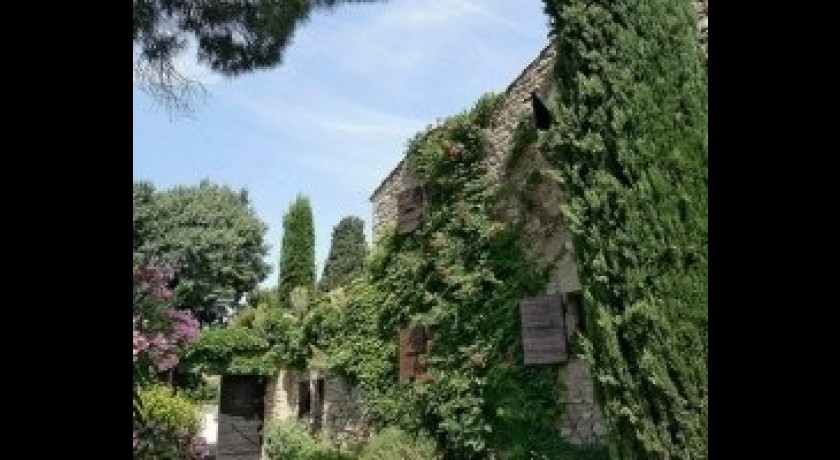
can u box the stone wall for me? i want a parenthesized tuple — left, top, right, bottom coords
(697, 0, 708, 54)
(367, 43, 604, 446)
(367, 4, 708, 447)
(322, 374, 370, 447)
(264, 368, 300, 424)
(263, 369, 369, 452)
(559, 359, 608, 444)
(483, 44, 557, 183)
(369, 44, 556, 246)
(370, 0, 708, 243)
(369, 157, 422, 245)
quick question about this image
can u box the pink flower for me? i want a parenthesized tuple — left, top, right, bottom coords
(166, 309, 200, 344)
(188, 436, 209, 459)
(154, 353, 180, 372)
(133, 330, 149, 360)
(136, 264, 175, 300)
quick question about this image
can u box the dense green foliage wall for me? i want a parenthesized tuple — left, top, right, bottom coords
(319, 216, 368, 292)
(540, 0, 708, 458)
(278, 195, 317, 304)
(182, 301, 306, 375)
(309, 99, 606, 460)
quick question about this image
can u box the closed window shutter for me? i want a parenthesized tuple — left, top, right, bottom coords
(399, 326, 434, 383)
(398, 328, 416, 383)
(397, 186, 427, 234)
(520, 293, 568, 365)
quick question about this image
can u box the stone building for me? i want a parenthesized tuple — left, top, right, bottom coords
(368, 4, 708, 445)
(262, 369, 369, 451)
(367, 42, 606, 445)
(256, 5, 709, 452)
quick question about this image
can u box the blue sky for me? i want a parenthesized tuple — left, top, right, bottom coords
(133, 0, 550, 288)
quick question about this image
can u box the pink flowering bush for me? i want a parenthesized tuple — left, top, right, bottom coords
(134, 264, 200, 373)
(134, 309, 200, 372)
(134, 263, 206, 459)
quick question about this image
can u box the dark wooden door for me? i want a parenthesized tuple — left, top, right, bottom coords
(217, 374, 266, 460)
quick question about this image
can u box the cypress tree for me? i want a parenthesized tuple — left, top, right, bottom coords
(277, 195, 316, 304)
(541, 0, 707, 458)
(318, 216, 368, 292)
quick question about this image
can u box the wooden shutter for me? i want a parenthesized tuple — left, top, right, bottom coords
(398, 326, 433, 383)
(415, 327, 433, 382)
(398, 328, 417, 383)
(520, 293, 568, 365)
(397, 186, 427, 234)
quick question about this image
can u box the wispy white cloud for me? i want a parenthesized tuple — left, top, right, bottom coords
(174, 54, 224, 86)
(216, 0, 549, 189)
(224, 71, 426, 188)
(458, 0, 547, 41)
(135, 0, 550, 289)
(288, 0, 545, 85)
(229, 86, 423, 137)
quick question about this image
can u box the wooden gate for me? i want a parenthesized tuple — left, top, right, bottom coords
(217, 374, 266, 460)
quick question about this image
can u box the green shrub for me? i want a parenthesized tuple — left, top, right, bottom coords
(134, 384, 203, 459)
(278, 194, 317, 304)
(264, 420, 351, 460)
(174, 372, 220, 404)
(358, 427, 438, 460)
(182, 307, 307, 375)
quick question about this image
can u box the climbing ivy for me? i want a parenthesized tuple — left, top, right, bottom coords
(540, 0, 708, 458)
(181, 304, 307, 375)
(317, 99, 607, 460)
(505, 118, 539, 172)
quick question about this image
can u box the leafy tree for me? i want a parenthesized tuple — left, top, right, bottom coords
(133, 181, 156, 256)
(133, 0, 384, 110)
(318, 216, 368, 292)
(133, 180, 271, 325)
(278, 194, 316, 304)
(245, 286, 282, 310)
(541, 0, 708, 458)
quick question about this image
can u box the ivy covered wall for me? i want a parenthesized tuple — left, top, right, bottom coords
(539, 0, 708, 458)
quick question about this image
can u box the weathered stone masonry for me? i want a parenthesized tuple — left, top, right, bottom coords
(367, 43, 605, 445)
(263, 369, 369, 452)
(370, 0, 708, 245)
(368, 5, 709, 445)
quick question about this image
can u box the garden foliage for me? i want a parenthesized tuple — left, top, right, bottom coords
(134, 384, 208, 459)
(309, 99, 607, 460)
(539, 0, 708, 458)
(278, 195, 317, 304)
(319, 216, 368, 293)
(264, 420, 352, 460)
(356, 427, 438, 460)
(133, 263, 206, 458)
(133, 180, 270, 325)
